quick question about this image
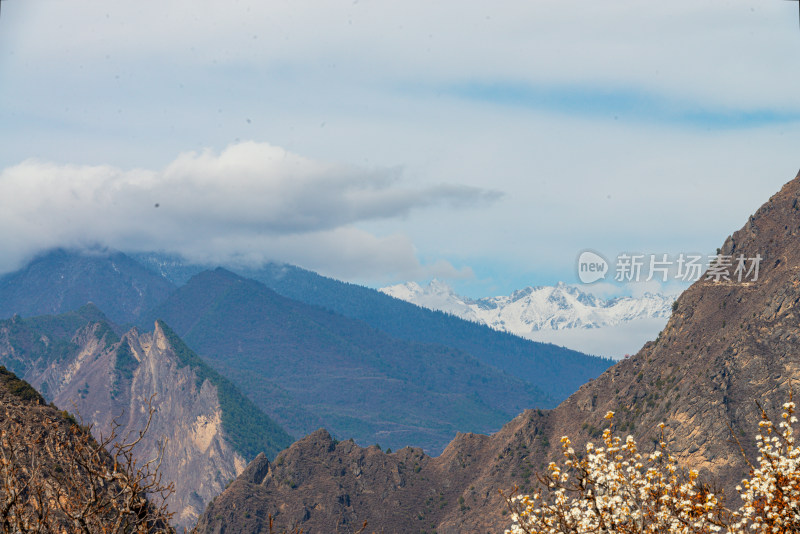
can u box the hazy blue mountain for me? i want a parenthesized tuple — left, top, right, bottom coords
(130, 251, 208, 286)
(242, 265, 612, 400)
(140, 268, 552, 454)
(0, 248, 176, 325)
(132, 253, 613, 402)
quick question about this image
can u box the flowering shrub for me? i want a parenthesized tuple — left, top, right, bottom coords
(504, 398, 800, 534)
(733, 400, 800, 533)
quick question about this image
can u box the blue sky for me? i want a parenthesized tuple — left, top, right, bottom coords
(449, 82, 800, 129)
(1, 1, 799, 298)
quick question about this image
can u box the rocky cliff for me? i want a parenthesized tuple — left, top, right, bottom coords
(0, 366, 173, 532)
(0, 313, 292, 530)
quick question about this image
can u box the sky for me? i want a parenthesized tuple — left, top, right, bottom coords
(1, 0, 799, 299)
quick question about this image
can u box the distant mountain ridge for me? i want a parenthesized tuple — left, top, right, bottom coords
(380, 279, 675, 333)
(139, 267, 554, 454)
(0, 248, 176, 324)
(133, 254, 613, 400)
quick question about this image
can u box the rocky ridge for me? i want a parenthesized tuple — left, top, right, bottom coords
(0, 313, 291, 530)
(0, 366, 173, 532)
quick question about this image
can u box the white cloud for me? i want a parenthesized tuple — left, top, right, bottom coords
(0, 142, 496, 280)
(173, 226, 474, 284)
(526, 317, 669, 359)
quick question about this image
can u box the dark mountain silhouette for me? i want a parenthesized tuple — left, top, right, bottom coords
(140, 268, 553, 454)
(134, 254, 613, 402)
(242, 264, 613, 401)
(0, 248, 175, 325)
(197, 170, 800, 534)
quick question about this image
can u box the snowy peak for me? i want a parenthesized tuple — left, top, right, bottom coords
(379, 280, 675, 337)
(379, 280, 425, 301)
(380, 279, 478, 319)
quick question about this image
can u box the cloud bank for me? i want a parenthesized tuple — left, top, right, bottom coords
(0, 141, 496, 280)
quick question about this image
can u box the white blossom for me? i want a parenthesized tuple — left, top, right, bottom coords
(504, 396, 800, 534)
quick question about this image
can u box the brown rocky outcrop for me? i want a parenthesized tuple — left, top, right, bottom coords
(0, 366, 173, 532)
(0, 320, 249, 530)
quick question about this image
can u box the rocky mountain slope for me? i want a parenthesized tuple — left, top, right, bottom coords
(0, 309, 292, 529)
(0, 366, 173, 532)
(197, 169, 800, 534)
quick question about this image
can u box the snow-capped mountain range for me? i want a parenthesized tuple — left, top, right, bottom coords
(380, 280, 676, 358)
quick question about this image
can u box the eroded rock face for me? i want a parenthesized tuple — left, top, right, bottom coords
(0, 320, 246, 530)
(0, 367, 173, 532)
(552, 170, 800, 496)
(197, 170, 800, 534)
